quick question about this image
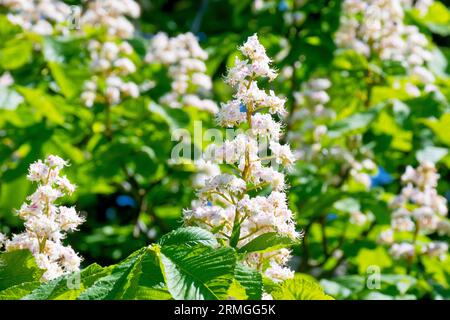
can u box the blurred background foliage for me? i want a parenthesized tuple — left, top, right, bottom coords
(1, 0, 450, 299)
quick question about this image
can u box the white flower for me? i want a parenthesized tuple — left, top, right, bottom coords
(47, 155, 68, 170)
(58, 206, 84, 232)
(350, 211, 368, 226)
(264, 261, 295, 283)
(146, 32, 215, 113)
(378, 229, 394, 245)
(0, 72, 14, 87)
(2, 155, 84, 281)
(106, 86, 121, 105)
(336, 0, 435, 85)
(390, 242, 415, 260)
(423, 241, 448, 260)
(251, 113, 281, 140)
(269, 141, 296, 167)
(80, 0, 140, 38)
(385, 162, 449, 260)
(185, 35, 298, 282)
(114, 58, 136, 75)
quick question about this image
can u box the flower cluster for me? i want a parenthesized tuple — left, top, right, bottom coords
(289, 78, 377, 191)
(379, 162, 449, 261)
(289, 78, 335, 150)
(1, 155, 84, 281)
(0, 0, 72, 35)
(80, 0, 140, 38)
(145, 32, 218, 113)
(336, 0, 436, 92)
(184, 34, 300, 283)
(81, 40, 139, 107)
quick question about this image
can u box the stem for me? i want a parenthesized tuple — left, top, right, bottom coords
(230, 77, 254, 245)
(364, 79, 373, 108)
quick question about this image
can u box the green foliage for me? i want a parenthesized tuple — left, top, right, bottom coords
(271, 278, 334, 300)
(0, 250, 43, 292)
(238, 232, 298, 253)
(0, 0, 450, 301)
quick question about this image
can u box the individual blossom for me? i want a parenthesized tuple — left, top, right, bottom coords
(145, 32, 218, 113)
(1, 155, 85, 281)
(184, 34, 300, 284)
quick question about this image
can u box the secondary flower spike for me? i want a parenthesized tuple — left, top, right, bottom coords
(379, 162, 449, 261)
(184, 34, 301, 284)
(1, 155, 85, 281)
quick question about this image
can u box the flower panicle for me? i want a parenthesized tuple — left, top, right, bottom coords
(2, 155, 85, 281)
(185, 34, 300, 283)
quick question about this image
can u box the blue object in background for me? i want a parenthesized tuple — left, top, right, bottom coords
(240, 103, 247, 113)
(116, 195, 136, 207)
(370, 166, 393, 187)
(326, 213, 338, 222)
(207, 201, 213, 206)
(278, 1, 288, 11)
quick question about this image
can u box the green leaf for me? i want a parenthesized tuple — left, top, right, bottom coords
(77, 248, 147, 300)
(238, 232, 297, 253)
(271, 278, 334, 300)
(0, 15, 21, 42)
(48, 62, 78, 99)
(0, 281, 41, 300)
(415, 2, 450, 36)
(333, 50, 368, 71)
(234, 263, 262, 300)
(422, 114, 450, 147)
(148, 101, 189, 130)
(16, 87, 65, 125)
(353, 247, 392, 275)
(132, 249, 171, 300)
(23, 263, 111, 300)
(226, 279, 248, 300)
(372, 111, 412, 151)
(0, 250, 44, 291)
(156, 244, 236, 300)
(158, 227, 218, 248)
(0, 38, 32, 70)
(327, 105, 382, 138)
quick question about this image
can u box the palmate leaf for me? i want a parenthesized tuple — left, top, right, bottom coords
(155, 244, 236, 300)
(238, 232, 297, 254)
(271, 278, 334, 300)
(0, 250, 43, 291)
